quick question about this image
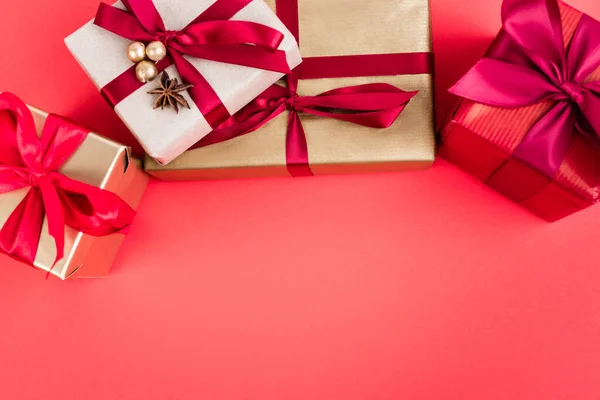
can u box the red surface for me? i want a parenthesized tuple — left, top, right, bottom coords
(1, 0, 600, 399)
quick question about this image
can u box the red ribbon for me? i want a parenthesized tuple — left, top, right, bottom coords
(192, 0, 433, 176)
(450, 0, 600, 178)
(0, 93, 136, 268)
(95, 0, 291, 128)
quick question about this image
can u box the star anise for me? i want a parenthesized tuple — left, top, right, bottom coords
(148, 72, 194, 113)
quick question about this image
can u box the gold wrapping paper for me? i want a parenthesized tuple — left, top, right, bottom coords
(145, 0, 435, 180)
(0, 107, 149, 280)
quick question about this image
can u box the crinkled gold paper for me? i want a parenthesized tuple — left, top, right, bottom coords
(0, 107, 149, 279)
(145, 0, 435, 180)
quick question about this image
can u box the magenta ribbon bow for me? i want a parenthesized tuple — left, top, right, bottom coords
(196, 70, 418, 176)
(0, 93, 136, 268)
(450, 0, 600, 177)
(95, 0, 291, 127)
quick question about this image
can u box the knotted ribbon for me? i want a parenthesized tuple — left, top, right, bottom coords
(95, 0, 291, 128)
(196, 72, 418, 176)
(192, 0, 430, 176)
(0, 92, 136, 268)
(450, 0, 600, 178)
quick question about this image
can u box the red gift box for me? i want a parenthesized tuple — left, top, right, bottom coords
(440, 0, 600, 222)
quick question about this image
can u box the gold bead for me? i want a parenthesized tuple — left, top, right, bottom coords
(127, 41, 146, 63)
(146, 41, 167, 62)
(135, 60, 159, 83)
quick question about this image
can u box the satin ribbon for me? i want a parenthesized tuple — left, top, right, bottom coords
(94, 0, 291, 128)
(193, 0, 430, 176)
(450, 0, 600, 178)
(196, 73, 418, 176)
(0, 93, 136, 268)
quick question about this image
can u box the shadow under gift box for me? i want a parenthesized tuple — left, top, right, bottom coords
(0, 106, 149, 280)
(439, 1, 600, 222)
(144, 0, 436, 180)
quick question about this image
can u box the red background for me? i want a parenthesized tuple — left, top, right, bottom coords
(1, 0, 600, 399)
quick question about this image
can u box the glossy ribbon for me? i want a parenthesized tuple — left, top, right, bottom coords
(197, 74, 418, 176)
(95, 0, 291, 128)
(0, 93, 136, 268)
(450, 0, 600, 178)
(193, 0, 432, 176)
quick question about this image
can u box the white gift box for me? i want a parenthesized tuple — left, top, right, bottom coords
(65, 0, 302, 165)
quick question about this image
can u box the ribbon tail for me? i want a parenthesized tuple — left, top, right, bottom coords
(0, 189, 44, 266)
(192, 84, 290, 149)
(191, 0, 254, 22)
(94, 2, 158, 42)
(295, 84, 419, 128)
(0, 166, 29, 194)
(296, 104, 411, 129)
(513, 101, 575, 178)
(52, 174, 136, 236)
(449, 58, 562, 107)
(286, 110, 312, 177)
(101, 58, 171, 109)
(195, 103, 286, 148)
(569, 13, 600, 82)
(170, 51, 231, 128)
(38, 178, 65, 268)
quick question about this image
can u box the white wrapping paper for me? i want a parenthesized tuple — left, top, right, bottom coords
(65, 0, 302, 164)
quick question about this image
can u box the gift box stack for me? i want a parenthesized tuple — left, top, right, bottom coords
(1, 0, 599, 278)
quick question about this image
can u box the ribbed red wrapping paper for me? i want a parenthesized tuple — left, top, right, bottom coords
(440, 2, 600, 222)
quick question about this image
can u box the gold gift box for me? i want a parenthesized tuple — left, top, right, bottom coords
(145, 0, 435, 180)
(0, 106, 149, 280)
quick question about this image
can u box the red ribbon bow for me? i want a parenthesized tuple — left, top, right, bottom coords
(95, 0, 291, 128)
(196, 71, 417, 176)
(0, 93, 136, 267)
(192, 0, 420, 176)
(450, 0, 600, 178)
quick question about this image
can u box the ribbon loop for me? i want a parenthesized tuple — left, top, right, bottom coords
(193, 80, 418, 176)
(0, 93, 136, 268)
(450, 0, 600, 178)
(121, 0, 166, 34)
(502, 0, 567, 81)
(94, 2, 158, 42)
(180, 21, 284, 50)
